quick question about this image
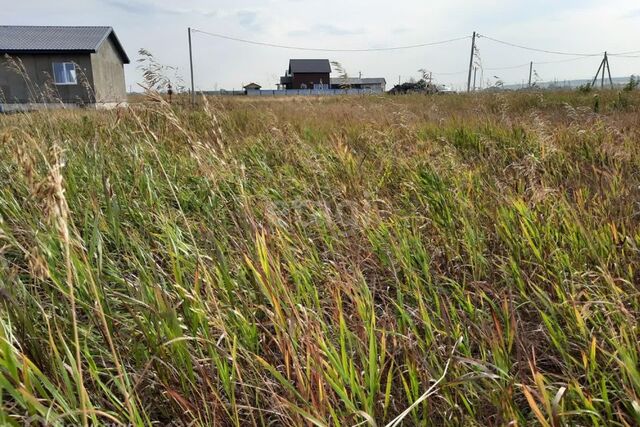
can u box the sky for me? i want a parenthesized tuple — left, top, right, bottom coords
(4, 0, 640, 91)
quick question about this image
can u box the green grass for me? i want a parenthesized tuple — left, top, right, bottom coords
(0, 91, 639, 426)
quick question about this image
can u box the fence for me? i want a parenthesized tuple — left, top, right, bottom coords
(202, 89, 384, 96)
(201, 90, 246, 96)
(245, 88, 383, 96)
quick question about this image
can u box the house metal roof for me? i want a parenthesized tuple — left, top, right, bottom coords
(289, 59, 331, 74)
(331, 77, 386, 85)
(0, 26, 130, 64)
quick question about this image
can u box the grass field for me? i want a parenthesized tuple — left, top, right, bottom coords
(0, 91, 639, 426)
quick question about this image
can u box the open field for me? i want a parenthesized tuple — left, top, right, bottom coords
(0, 91, 639, 426)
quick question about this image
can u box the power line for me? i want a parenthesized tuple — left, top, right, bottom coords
(478, 34, 638, 58)
(191, 29, 470, 52)
(610, 50, 640, 56)
(484, 62, 531, 71)
(484, 56, 595, 71)
(431, 70, 468, 75)
(478, 34, 602, 57)
(535, 56, 595, 65)
(188, 27, 638, 90)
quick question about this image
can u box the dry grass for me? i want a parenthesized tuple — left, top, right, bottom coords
(0, 90, 639, 426)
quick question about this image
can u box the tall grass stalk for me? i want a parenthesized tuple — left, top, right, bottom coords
(0, 90, 639, 425)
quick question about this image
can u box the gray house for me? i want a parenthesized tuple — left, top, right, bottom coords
(0, 26, 129, 110)
(330, 77, 386, 92)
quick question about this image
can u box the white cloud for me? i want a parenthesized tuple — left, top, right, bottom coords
(101, 0, 218, 16)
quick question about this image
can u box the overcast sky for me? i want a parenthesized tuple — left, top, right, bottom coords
(5, 0, 640, 90)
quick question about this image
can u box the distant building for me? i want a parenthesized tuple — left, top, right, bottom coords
(0, 26, 129, 110)
(243, 82, 262, 94)
(280, 59, 331, 89)
(331, 77, 386, 92)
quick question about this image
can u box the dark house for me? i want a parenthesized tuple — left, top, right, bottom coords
(280, 59, 331, 89)
(0, 26, 129, 110)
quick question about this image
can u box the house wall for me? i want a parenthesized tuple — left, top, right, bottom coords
(90, 37, 127, 103)
(291, 73, 330, 89)
(362, 83, 386, 91)
(330, 82, 386, 91)
(0, 53, 94, 103)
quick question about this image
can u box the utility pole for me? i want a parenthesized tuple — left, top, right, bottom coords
(528, 61, 533, 87)
(591, 52, 614, 89)
(605, 52, 613, 88)
(592, 57, 604, 89)
(473, 67, 477, 91)
(467, 31, 476, 92)
(188, 27, 195, 105)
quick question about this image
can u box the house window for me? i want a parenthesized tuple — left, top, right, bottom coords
(52, 63, 77, 85)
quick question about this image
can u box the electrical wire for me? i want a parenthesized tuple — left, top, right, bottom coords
(478, 34, 601, 57)
(192, 28, 639, 58)
(191, 29, 470, 52)
(486, 56, 595, 71)
(610, 50, 640, 56)
(535, 56, 595, 65)
(430, 70, 468, 76)
(484, 62, 531, 71)
(189, 28, 636, 86)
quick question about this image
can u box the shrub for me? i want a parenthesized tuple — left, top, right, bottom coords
(623, 75, 639, 92)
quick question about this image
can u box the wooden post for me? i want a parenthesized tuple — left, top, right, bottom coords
(473, 67, 477, 91)
(188, 27, 195, 105)
(601, 54, 605, 89)
(591, 56, 605, 88)
(467, 31, 476, 92)
(605, 52, 613, 88)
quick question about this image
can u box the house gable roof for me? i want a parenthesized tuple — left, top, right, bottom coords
(0, 26, 130, 64)
(289, 59, 331, 74)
